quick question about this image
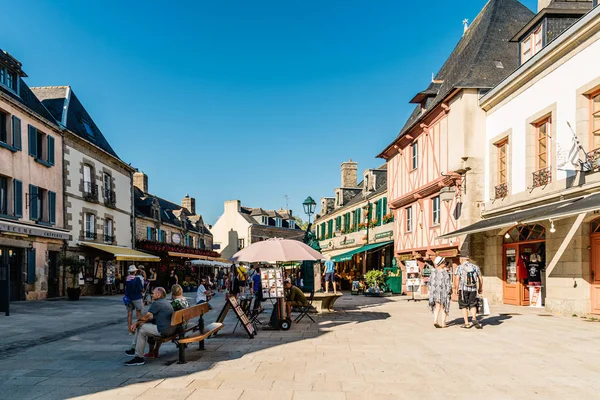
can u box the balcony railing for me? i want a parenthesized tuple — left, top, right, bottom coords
(532, 167, 552, 189)
(495, 183, 508, 199)
(587, 148, 600, 171)
(104, 190, 116, 207)
(83, 182, 98, 202)
(104, 234, 114, 243)
(84, 230, 97, 240)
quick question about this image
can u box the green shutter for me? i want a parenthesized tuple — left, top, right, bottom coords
(29, 185, 38, 220)
(12, 116, 21, 151)
(28, 125, 37, 157)
(48, 191, 56, 225)
(47, 135, 55, 165)
(27, 248, 36, 284)
(14, 179, 22, 217)
(383, 198, 387, 215)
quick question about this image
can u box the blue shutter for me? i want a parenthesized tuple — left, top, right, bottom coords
(27, 248, 36, 284)
(157, 230, 162, 242)
(49, 191, 56, 225)
(28, 125, 37, 157)
(14, 180, 22, 217)
(47, 135, 55, 165)
(29, 185, 38, 221)
(12, 116, 21, 151)
(147, 227, 152, 240)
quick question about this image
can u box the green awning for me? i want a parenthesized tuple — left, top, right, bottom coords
(331, 241, 393, 262)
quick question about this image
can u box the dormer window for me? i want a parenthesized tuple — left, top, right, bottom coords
(262, 216, 268, 225)
(288, 220, 295, 229)
(275, 218, 282, 228)
(0, 65, 17, 92)
(521, 25, 543, 64)
(82, 120, 95, 137)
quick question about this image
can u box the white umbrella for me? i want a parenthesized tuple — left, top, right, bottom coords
(230, 238, 324, 263)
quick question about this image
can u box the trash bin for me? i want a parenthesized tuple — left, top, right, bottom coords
(384, 267, 402, 294)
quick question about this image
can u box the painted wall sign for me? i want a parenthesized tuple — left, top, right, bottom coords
(0, 221, 70, 240)
(171, 233, 181, 244)
(374, 231, 393, 239)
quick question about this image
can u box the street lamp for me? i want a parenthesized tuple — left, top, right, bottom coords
(303, 196, 316, 224)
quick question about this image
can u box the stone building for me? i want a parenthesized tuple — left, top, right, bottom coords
(313, 161, 393, 289)
(133, 172, 218, 281)
(378, 0, 534, 293)
(441, 0, 600, 315)
(210, 200, 304, 260)
(0, 49, 69, 301)
(31, 86, 152, 296)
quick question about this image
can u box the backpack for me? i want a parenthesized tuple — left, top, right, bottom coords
(463, 264, 478, 288)
(237, 266, 247, 281)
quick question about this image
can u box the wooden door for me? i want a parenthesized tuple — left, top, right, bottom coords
(503, 244, 520, 305)
(591, 236, 600, 314)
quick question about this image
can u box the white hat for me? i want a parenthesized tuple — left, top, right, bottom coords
(433, 256, 446, 266)
(128, 265, 137, 273)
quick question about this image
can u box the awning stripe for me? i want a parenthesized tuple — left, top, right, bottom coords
(331, 241, 393, 262)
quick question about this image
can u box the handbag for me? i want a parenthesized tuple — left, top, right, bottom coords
(123, 295, 131, 306)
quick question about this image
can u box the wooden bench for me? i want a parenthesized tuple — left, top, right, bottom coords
(310, 292, 343, 312)
(153, 303, 224, 364)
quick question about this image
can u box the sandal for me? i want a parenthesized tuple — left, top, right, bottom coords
(460, 323, 473, 329)
(434, 323, 441, 329)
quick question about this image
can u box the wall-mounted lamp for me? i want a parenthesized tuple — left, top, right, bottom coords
(504, 232, 510, 239)
(550, 220, 556, 234)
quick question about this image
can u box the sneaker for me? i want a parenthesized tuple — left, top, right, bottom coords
(125, 348, 135, 356)
(143, 352, 155, 358)
(473, 320, 483, 329)
(125, 357, 145, 366)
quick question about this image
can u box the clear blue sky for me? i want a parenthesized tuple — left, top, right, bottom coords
(2, 0, 536, 224)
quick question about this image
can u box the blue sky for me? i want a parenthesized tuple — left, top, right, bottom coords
(2, 0, 537, 224)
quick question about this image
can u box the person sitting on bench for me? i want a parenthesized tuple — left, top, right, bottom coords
(284, 279, 308, 319)
(146, 284, 189, 359)
(125, 287, 175, 366)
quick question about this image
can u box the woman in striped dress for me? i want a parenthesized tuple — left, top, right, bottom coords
(427, 256, 452, 328)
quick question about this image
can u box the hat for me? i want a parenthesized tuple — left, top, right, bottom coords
(128, 265, 137, 273)
(433, 256, 446, 266)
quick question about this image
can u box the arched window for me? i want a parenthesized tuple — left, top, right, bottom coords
(503, 224, 545, 243)
(591, 218, 600, 234)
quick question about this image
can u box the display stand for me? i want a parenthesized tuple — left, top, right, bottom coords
(529, 285, 543, 308)
(405, 260, 422, 302)
(261, 266, 292, 330)
(216, 296, 256, 338)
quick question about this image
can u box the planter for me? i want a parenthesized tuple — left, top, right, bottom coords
(67, 287, 82, 301)
(190, 286, 197, 292)
(182, 286, 189, 293)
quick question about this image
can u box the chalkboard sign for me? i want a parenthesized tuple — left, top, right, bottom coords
(227, 296, 255, 338)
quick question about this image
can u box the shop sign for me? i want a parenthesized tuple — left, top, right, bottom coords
(0, 221, 70, 240)
(212, 244, 221, 250)
(397, 254, 413, 261)
(405, 260, 421, 288)
(341, 237, 355, 245)
(436, 249, 458, 258)
(374, 231, 393, 239)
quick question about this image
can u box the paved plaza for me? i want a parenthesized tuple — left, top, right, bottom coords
(1, 292, 599, 400)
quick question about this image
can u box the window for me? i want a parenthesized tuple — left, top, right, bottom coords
(199, 238, 205, 249)
(536, 119, 550, 170)
(104, 218, 113, 243)
(0, 176, 7, 215)
(405, 206, 413, 232)
(238, 238, 245, 249)
(288, 220, 295, 229)
(411, 141, 418, 170)
(0, 65, 17, 92)
(498, 140, 508, 185)
(521, 25, 543, 64)
(261, 216, 268, 225)
(432, 196, 440, 226)
(159, 230, 168, 243)
(83, 165, 92, 192)
(103, 173, 115, 206)
(28, 125, 54, 167)
(82, 120, 95, 137)
(591, 92, 600, 150)
(0, 112, 21, 152)
(146, 227, 157, 241)
(85, 213, 96, 239)
(28, 185, 55, 225)
(320, 223, 326, 240)
(327, 220, 333, 238)
(275, 218, 282, 228)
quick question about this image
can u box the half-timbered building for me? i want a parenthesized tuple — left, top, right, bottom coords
(378, 0, 534, 292)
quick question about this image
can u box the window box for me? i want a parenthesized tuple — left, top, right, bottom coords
(85, 231, 97, 240)
(104, 234, 114, 244)
(495, 183, 508, 199)
(83, 183, 98, 202)
(104, 190, 116, 207)
(532, 167, 551, 189)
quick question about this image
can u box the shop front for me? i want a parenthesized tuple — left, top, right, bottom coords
(396, 248, 459, 296)
(331, 241, 394, 290)
(77, 242, 160, 295)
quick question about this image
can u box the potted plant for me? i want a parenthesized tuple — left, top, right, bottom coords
(364, 270, 385, 296)
(182, 281, 190, 292)
(59, 254, 90, 301)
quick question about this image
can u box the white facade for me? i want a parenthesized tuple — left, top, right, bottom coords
(210, 200, 252, 259)
(65, 140, 133, 248)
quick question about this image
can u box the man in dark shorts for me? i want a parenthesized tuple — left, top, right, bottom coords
(454, 256, 483, 329)
(284, 279, 308, 319)
(323, 257, 337, 294)
(251, 267, 264, 312)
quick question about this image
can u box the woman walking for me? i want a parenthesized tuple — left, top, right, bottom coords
(427, 256, 452, 328)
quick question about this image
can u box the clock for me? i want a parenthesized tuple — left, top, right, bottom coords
(172, 233, 181, 244)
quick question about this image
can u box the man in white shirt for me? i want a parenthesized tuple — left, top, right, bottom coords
(196, 277, 213, 308)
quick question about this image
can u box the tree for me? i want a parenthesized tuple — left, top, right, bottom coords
(294, 216, 309, 231)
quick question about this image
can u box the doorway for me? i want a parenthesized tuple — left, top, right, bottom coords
(502, 224, 546, 306)
(589, 219, 600, 314)
(47, 251, 59, 298)
(0, 247, 24, 301)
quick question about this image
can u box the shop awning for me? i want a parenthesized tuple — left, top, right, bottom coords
(79, 243, 160, 262)
(168, 252, 229, 262)
(190, 259, 231, 268)
(437, 196, 591, 240)
(331, 241, 393, 263)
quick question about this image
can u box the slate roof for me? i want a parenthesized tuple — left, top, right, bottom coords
(0, 78, 58, 126)
(134, 187, 212, 236)
(239, 205, 303, 230)
(380, 0, 534, 156)
(30, 86, 120, 159)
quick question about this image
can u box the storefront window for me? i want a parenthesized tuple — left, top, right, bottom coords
(505, 248, 517, 284)
(504, 224, 545, 243)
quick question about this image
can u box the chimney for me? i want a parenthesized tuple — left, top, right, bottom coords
(133, 171, 148, 193)
(341, 160, 358, 188)
(538, 0, 551, 12)
(182, 194, 196, 215)
(225, 200, 241, 214)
